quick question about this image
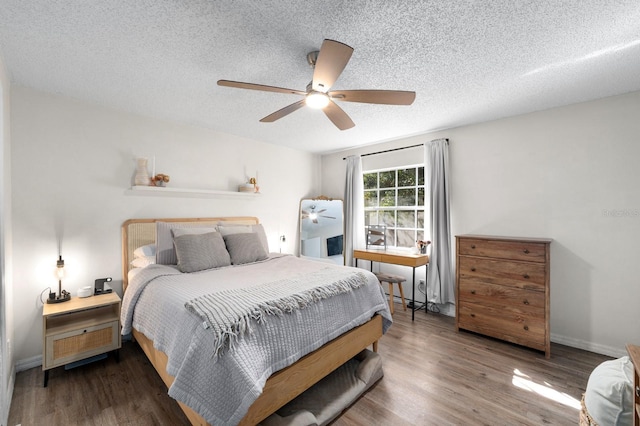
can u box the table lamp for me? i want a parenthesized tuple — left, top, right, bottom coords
(47, 255, 71, 304)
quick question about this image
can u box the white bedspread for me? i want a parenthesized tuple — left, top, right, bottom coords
(121, 254, 392, 425)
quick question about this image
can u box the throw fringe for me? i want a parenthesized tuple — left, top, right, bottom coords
(185, 268, 368, 357)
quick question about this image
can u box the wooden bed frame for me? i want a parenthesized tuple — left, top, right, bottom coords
(122, 217, 382, 425)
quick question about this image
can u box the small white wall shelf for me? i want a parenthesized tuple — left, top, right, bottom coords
(125, 185, 260, 199)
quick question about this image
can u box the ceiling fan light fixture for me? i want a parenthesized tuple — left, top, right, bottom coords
(306, 91, 330, 109)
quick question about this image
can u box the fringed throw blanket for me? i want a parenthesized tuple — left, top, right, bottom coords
(185, 267, 368, 357)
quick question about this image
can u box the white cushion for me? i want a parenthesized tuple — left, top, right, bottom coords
(130, 255, 155, 268)
(133, 243, 156, 258)
(584, 356, 634, 426)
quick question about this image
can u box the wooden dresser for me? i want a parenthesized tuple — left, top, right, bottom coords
(628, 344, 640, 426)
(456, 235, 552, 358)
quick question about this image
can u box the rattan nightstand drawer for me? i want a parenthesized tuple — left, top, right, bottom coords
(45, 320, 120, 369)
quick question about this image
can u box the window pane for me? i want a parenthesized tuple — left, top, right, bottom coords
(362, 164, 426, 249)
(397, 210, 415, 228)
(398, 168, 415, 187)
(364, 211, 378, 226)
(363, 172, 377, 190)
(397, 229, 415, 248)
(386, 228, 396, 247)
(380, 210, 396, 227)
(379, 170, 395, 188)
(380, 189, 396, 206)
(364, 190, 378, 207)
(398, 188, 415, 206)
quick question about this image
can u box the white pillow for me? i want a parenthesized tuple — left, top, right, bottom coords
(584, 356, 634, 426)
(133, 244, 156, 258)
(131, 255, 155, 268)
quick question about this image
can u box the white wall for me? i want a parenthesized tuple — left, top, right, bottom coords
(0, 47, 13, 426)
(322, 91, 640, 357)
(10, 87, 319, 365)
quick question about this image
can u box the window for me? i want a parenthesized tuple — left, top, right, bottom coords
(363, 165, 426, 248)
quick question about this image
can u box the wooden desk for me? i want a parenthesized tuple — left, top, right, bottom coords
(354, 249, 429, 320)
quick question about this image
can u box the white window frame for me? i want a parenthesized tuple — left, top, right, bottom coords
(363, 164, 426, 249)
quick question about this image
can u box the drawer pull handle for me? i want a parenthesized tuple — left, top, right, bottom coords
(470, 313, 476, 318)
(523, 325, 529, 331)
(523, 299, 529, 305)
(523, 249, 530, 254)
(523, 274, 530, 279)
(83, 329, 87, 333)
(471, 244, 476, 249)
(471, 267, 476, 272)
(636, 386, 640, 398)
(470, 290, 476, 295)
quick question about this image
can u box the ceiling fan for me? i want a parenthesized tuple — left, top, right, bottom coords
(301, 206, 336, 224)
(217, 39, 416, 130)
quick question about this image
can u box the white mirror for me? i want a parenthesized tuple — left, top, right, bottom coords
(299, 196, 344, 265)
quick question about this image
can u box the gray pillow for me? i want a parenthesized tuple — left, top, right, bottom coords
(155, 221, 217, 265)
(174, 232, 231, 273)
(223, 233, 268, 265)
(218, 223, 270, 253)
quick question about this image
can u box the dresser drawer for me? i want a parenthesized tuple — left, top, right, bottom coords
(458, 279, 545, 312)
(458, 237, 548, 263)
(458, 302, 546, 351)
(458, 256, 546, 291)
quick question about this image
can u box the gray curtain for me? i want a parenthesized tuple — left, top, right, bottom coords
(425, 139, 454, 304)
(344, 155, 365, 267)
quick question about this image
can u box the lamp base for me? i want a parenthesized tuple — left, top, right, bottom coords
(46, 290, 71, 304)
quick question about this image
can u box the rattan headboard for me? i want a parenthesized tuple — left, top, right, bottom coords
(121, 216, 259, 292)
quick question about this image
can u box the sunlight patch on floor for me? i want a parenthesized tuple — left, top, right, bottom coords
(512, 369, 581, 410)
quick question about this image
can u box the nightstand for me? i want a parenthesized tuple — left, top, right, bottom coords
(42, 292, 121, 386)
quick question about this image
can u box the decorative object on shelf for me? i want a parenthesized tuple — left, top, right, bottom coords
(47, 255, 70, 304)
(134, 157, 150, 186)
(151, 173, 170, 187)
(238, 177, 259, 193)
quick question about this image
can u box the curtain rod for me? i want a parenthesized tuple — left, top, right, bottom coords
(342, 139, 448, 160)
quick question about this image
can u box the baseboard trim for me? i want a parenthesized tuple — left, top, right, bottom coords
(550, 333, 626, 358)
(15, 355, 41, 373)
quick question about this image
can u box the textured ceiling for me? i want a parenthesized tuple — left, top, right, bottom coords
(1, 1, 639, 153)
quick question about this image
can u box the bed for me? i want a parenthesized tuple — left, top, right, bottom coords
(121, 217, 392, 425)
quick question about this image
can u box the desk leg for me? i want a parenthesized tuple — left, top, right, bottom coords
(424, 264, 429, 313)
(412, 267, 416, 321)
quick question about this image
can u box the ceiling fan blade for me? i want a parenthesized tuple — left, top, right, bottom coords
(320, 215, 336, 219)
(218, 80, 306, 96)
(312, 39, 353, 93)
(260, 99, 306, 123)
(330, 90, 416, 105)
(323, 100, 355, 130)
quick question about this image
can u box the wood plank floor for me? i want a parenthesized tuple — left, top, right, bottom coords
(8, 305, 611, 425)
